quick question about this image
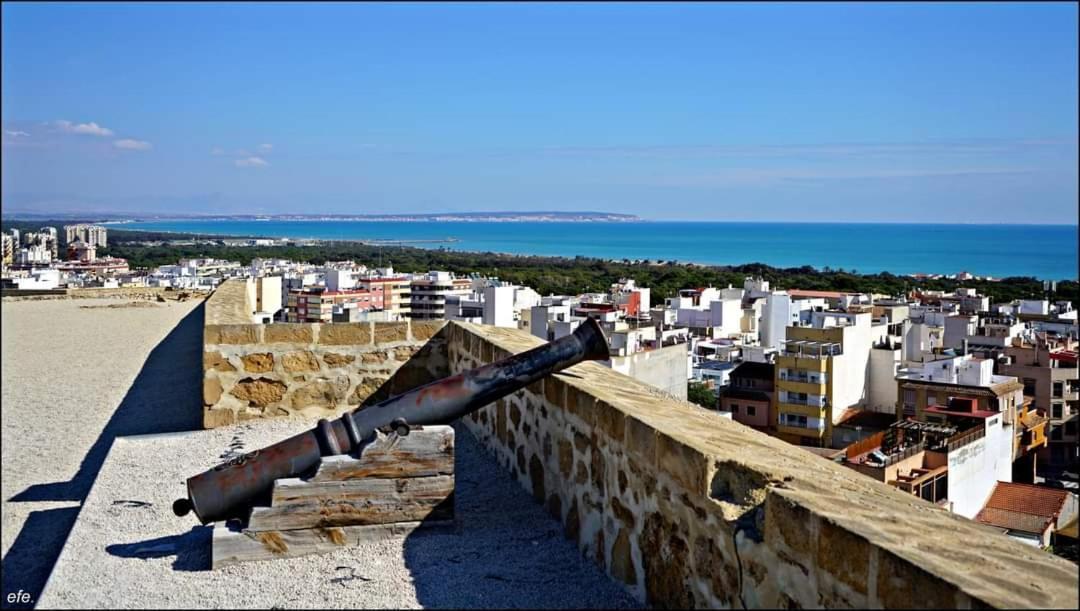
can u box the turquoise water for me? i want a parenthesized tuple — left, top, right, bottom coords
(113, 220, 1078, 280)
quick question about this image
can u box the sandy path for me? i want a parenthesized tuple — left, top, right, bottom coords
(1, 298, 204, 607)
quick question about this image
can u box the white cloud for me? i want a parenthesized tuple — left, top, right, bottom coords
(235, 156, 269, 167)
(54, 120, 114, 137)
(4, 130, 29, 137)
(211, 146, 226, 155)
(114, 139, 152, 151)
(257, 143, 273, 152)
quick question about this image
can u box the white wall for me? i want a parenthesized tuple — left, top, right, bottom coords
(483, 285, 515, 328)
(608, 343, 689, 399)
(947, 415, 1012, 519)
(944, 315, 977, 350)
(868, 347, 900, 413)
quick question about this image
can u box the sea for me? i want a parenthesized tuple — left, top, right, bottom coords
(111, 220, 1079, 281)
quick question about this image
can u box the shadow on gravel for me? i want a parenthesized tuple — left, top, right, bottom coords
(105, 526, 212, 572)
(400, 423, 641, 609)
(0, 507, 80, 610)
(2, 303, 205, 607)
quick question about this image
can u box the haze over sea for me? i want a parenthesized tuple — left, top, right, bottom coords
(115, 220, 1077, 281)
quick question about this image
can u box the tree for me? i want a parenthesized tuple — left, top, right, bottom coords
(687, 381, 717, 410)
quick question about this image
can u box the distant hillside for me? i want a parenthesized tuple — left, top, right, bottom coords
(2, 210, 642, 222)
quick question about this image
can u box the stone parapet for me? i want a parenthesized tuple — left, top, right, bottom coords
(444, 321, 1079, 609)
(201, 279, 1078, 608)
(202, 280, 448, 428)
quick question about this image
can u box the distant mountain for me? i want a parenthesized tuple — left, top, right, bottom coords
(2, 210, 642, 222)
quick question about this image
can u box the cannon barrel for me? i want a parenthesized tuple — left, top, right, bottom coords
(174, 318, 610, 524)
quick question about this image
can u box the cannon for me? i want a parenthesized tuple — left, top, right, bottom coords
(173, 318, 610, 524)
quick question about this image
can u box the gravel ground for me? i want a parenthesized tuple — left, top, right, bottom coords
(1, 298, 205, 608)
(38, 420, 640, 609)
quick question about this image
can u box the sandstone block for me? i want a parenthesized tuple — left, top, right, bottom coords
(641, 512, 693, 608)
(263, 323, 314, 344)
(558, 439, 573, 477)
(322, 352, 356, 367)
(393, 346, 417, 361)
(657, 434, 709, 495)
(694, 535, 739, 606)
(319, 323, 371, 346)
(203, 376, 223, 406)
(610, 496, 635, 527)
(496, 399, 508, 444)
(203, 407, 237, 429)
(210, 324, 260, 345)
(203, 351, 236, 372)
(876, 549, 958, 609)
(765, 494, 814, 557)
(410, 320, 446, 341)
(291, 375, 351, 409)
(595, 399, 626, 441)
(360, 351, 388, 364)
(625, 416, 658, 465)
(610, 528, 637, 586)
(241, 352, 275, 373)
(817, 518, 870, 595)
(565, 384, 596, 426)
(573, 430, 591, 453)
(373, 322, 408, 343)
(230, 377, 288, 407)
(350, 377, 386, 403)
(544, 376, 566, 408)
(282, 350, 320, 373)
(575, 462, 589, 485)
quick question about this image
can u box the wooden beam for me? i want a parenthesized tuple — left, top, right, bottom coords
(313, 426, 454, 481)
(212, 520, 456, 569)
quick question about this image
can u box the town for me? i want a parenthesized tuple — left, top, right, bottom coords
(3, 223, 1076, 561)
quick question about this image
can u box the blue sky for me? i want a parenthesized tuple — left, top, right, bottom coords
(2, 2, 1077, 222)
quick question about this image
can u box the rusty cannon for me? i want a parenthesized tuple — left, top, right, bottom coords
(173, 318, 609, 524)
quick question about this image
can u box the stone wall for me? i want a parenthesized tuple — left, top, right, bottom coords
(202, 279, 447, 428)
(442, 321, 1078, 609)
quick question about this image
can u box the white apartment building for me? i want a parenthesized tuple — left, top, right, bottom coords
(16, 244, 52, 266)
(760, 292, 828, 350)
(445, 282, 541, 328)
(409, 271, 472, 320)
(2, 268, 61, 290)
(670, 286, 744, 338)
(64, 224, 108, 248)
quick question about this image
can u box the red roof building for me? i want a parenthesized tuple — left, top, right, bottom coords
(975, 482, 1072, 548)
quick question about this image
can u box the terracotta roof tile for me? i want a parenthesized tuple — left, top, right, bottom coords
(980, 482, 1068, 520)
(975, 508, 1053, 536)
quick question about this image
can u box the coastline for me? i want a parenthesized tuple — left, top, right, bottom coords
(100, 220, 1079, 280)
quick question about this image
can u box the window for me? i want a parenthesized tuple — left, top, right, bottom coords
(920, 482, 933, 502)
(1022, 378, 1037, 397)
(1052, 427, 1063, 441)
(780, 413, 809, 428)
(747, 405, 757, 417)
(1053, 381, 1064, 398)
(1066, 421, 1077, 436)
(1053, 403, 1064, 419)
(935, 475, 948, 503)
